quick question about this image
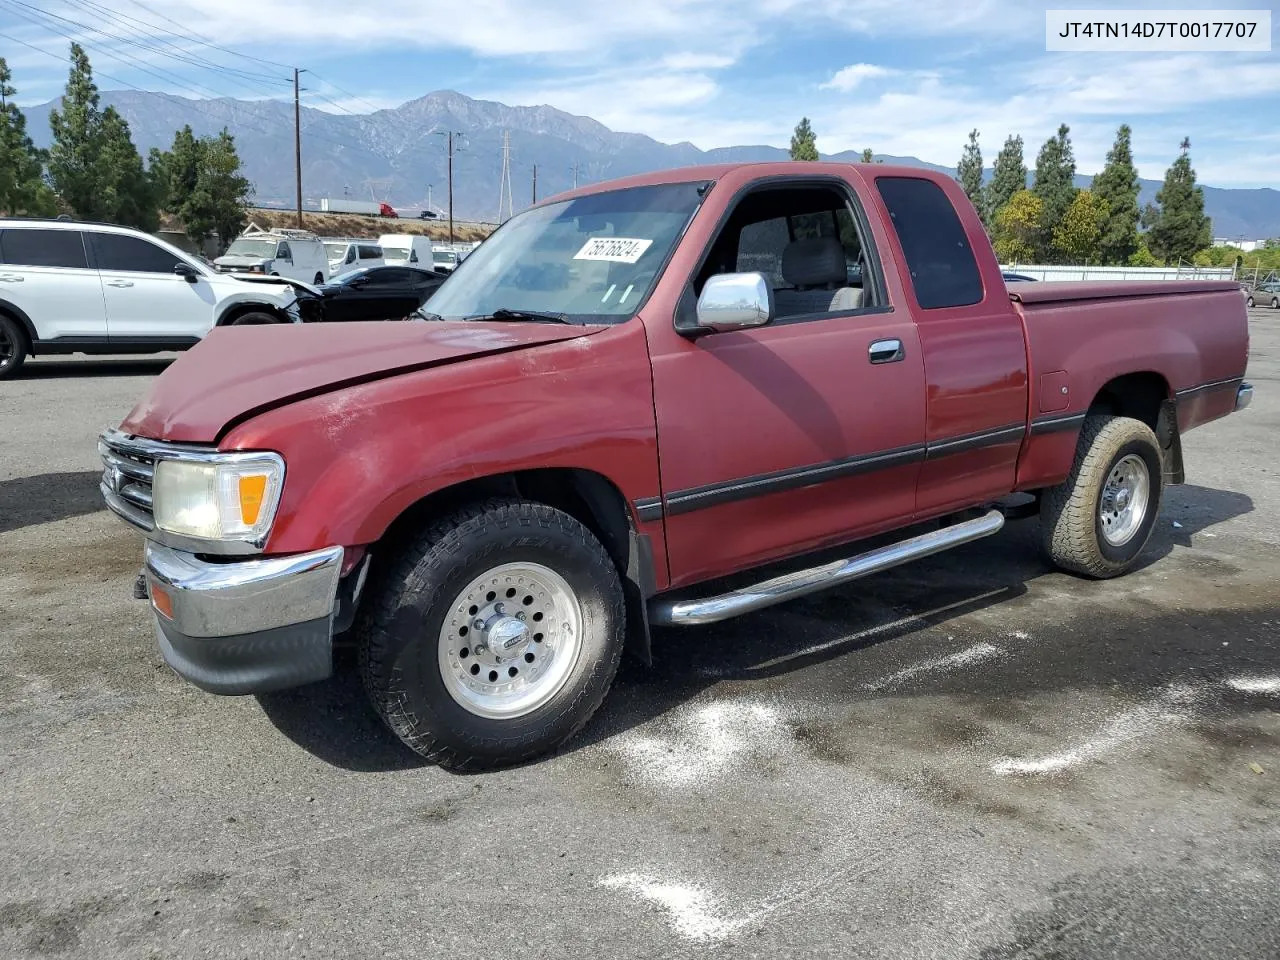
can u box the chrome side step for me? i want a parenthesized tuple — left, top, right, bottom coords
(647, 508, 1005, 627)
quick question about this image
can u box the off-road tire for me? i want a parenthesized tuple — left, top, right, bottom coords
(357, 498, 626, 770)
(227, 311, 277, 326)
(0, 314, 28, 380)
(1039, 414, 1163, 579)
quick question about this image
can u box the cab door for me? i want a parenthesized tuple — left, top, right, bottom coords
(0, 227, 106, 339)
(647, 179, 927, 587)
(88, 232, 215, 341)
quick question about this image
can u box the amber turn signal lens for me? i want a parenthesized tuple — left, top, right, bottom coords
(150, 582, 175, 621)
(238, 474, 268, 526)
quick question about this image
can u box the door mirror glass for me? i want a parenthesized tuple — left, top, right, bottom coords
(695, 272, 773, 332)
(173, 262, 198, 282)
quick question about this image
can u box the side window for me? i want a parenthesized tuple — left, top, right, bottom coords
(91, 233, 183, 274)
(359, 245, 380, 260)
(694, 184, 879, 325)
(276, 242, 291, 260)
(0, 228, 88, 269)
(735, 217, 789, 289)
(876, 177, 983, 309)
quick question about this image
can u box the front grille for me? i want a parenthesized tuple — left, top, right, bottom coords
(99, 436, 157, 531)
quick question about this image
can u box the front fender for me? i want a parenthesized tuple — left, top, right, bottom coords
(219, 321, 665, 559)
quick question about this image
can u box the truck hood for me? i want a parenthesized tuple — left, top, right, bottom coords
(119, 320, 608, 443)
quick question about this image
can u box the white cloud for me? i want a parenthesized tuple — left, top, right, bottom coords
(820, 63, 895, 91)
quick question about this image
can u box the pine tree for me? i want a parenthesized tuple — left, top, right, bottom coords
(151, 126, 252, 248)
(860, 147, 874, 163)
(789, 117, 819, 161)
(1051, 189, 1110, 263)
(1032, 124, 1079, 262)
(985, 135, 1027, 223)
(1146, 138, 1212, 264)
(956, 129, 985, 223)
(1091, 124, 1140, 265)
(100, 107, 157, 231)
(0, 58, 56, 216)
(48, 43, 156, 227)
(48, 44, 106, 219)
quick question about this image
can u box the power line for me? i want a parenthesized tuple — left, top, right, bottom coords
(0, 0, 242, 101)
(57, 0, 290, 87)
(119, 0, 292, 71)
(305, 70, 386, 115)
(4, 8, 357, 153)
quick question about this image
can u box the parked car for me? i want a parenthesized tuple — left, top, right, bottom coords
(1246, 282, 1280, 308)
(431, 249, 462, 272)
(0, 218, 304, 379)
(1003, 271, 1037, 282)
(99, 161, 1252, 770)
(213, 227, 328, 285)
(323, 239, 384, 277)
(293, 266, 447, 322)
(377, 234, 436, 268)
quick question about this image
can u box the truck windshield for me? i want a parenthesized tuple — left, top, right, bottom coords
(426, 181, 708, 323)
(225, 239, 277, 259)
(323, 242, 348, 259)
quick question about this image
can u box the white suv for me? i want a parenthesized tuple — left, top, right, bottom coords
(0, 219, 305, 379)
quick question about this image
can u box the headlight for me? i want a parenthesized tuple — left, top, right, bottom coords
(153, 455, 284, 544)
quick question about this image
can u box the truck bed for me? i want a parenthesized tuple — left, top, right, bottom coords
(1011, 279, 1249, 491)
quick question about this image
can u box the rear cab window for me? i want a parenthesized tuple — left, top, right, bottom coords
(875, 177, 984, 310)
(0, 228, 89, 269)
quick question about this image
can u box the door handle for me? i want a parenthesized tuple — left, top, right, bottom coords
(869, 338, 904, 364)
(0, 275, 24, 282)
(106, 280, 135, 287)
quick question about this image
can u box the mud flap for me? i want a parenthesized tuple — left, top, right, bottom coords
(1157, 399, 1185, 486)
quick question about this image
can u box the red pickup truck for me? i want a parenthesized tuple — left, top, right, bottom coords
(99, 162, 1252, 769)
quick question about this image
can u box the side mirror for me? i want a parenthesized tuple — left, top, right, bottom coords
(173, 262, 199, 283)
(695, 272, 773, 332)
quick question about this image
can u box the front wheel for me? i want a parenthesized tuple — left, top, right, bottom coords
(0, 314, 28, 380)
(1039, 415, 1163, 578)
(1272, 298, 1279, 309)
(358, 499, 625, 769)
(1247, 296, 1255, 308)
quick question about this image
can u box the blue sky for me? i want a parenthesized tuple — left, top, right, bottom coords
(2, 0, 1277, 187)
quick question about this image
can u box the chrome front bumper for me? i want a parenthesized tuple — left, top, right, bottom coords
(1236, 382, 1253, 411)
(144, 542, 344, 695)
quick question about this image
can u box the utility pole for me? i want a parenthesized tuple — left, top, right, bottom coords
(572, 160, 579, 189)
(293, 67, 304, 229)
(532, 164, 538, 205)
(435, 131, 462, 244)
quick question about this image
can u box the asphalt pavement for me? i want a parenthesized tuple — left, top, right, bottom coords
(1, 314, 1278, 960)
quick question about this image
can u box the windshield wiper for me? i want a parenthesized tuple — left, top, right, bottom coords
(416, 311, 445, 321)
(465, 308, 573, 324)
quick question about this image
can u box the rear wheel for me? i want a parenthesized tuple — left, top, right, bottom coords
(358, 499, 625, 769)
(1272, 297, 1279, 309)
(0, 314, 28, 380)
(1247, 296, 1255, 307)
(1039, 414, 1163, 578)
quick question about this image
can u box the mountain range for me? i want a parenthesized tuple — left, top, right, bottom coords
(23, 89, 1280, 239)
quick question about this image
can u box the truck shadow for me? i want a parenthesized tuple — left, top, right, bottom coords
(254, 484, 1254, 773)
(0, 471, 107, 534)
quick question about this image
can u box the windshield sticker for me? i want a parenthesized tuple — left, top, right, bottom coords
(573, 237, 653, 264)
